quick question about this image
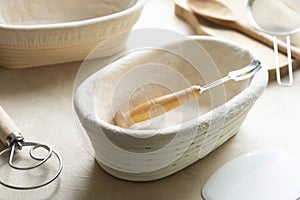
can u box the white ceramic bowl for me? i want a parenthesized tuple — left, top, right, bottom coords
(0, 0, 146, 69)
(74, 36, 268, 181)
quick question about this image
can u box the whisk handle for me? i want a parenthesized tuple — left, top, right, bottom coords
(0, 106, 20, 145)
(114, 85, 201, 128)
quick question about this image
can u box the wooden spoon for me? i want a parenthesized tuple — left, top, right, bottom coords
(187, 0, 300, 60)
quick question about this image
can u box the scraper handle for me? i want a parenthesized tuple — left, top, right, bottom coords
(114, 85, 201, 128)
(0, 105, 20, 145)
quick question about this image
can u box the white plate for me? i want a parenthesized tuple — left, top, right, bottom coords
(202, 148, 300, 200)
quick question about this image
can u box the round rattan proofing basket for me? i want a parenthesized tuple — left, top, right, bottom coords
(74, 36, 268, 181)
(0, 0, 146, 69)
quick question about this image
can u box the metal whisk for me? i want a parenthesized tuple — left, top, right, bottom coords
(0, 105, 62, 190)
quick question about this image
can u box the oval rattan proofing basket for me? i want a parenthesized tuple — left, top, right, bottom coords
(74, 36, 268, 181)
(0, 0, 145, 69)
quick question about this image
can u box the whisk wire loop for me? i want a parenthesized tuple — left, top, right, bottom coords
(8, 142, 53, 170)
(0, 132, 62, 190)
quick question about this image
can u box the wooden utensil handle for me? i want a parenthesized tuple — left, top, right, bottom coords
(235, 22, 300, 60)
(114, 85, 201, 128)
(0, 106, 20, 145)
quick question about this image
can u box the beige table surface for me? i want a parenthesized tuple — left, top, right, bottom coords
(1, 0, 300, 199)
